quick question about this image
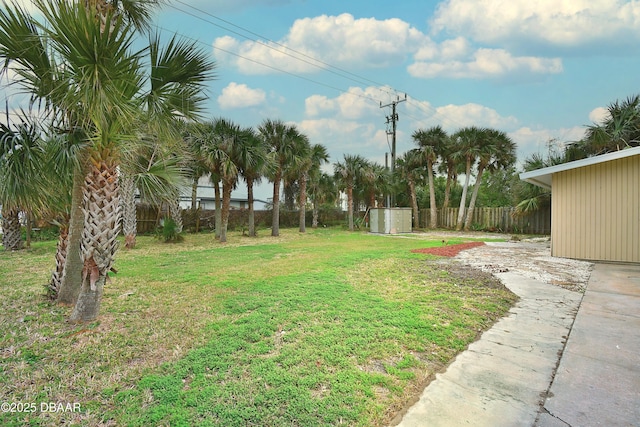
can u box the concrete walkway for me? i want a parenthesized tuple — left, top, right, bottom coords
(536, 263, 640, 427)
(393, 262, 640, 427)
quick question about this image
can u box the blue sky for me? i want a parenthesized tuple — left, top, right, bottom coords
(6, 0, 640, 201)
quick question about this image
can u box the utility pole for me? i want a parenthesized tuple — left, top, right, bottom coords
(380, 94, 406, 206)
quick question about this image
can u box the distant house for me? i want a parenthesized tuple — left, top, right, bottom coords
(520, 146, 640, 263)
(178, 176, 269, 211)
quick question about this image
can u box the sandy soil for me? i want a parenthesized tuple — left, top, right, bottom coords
(405, 232, 594, 293)
(454, 239, 593, 293)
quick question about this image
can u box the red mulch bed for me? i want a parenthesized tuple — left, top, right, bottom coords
(411, 241, 485, 257)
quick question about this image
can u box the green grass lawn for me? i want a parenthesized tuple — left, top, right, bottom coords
(0, 228, 516, 426)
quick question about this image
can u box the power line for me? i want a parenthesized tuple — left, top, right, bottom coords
(168, 1, 400, 100)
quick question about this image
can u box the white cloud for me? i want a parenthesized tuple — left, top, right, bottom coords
(509, 126, 587, 161)
(431, 0, 640, 49)
(213, 13, 429, 74)
(217, 82, 266, 109)
(409, 47, 562, 79)
(588, 107, 610, 124)
(413, 102, 519, 131)
(304, 86, 390, 119)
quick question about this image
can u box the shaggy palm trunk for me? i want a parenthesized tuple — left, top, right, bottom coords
(456, 157, 472, 231)
(443, 168, 454, 209)
(347, 184, 354, 231)
(463, 163, 487, 231)
(48, 224, 69, 299)
(120, 174, 137, 249)
(428, 161, 437, 229)
(299, 172, 308, 233)
(213, 179, 221, 239)
(169, 200, 183, 234)
(1, 207, 22, 251)
(191, 177, 198, 210)
(69, 160, 120, 323)
(220, 181, 233, 243)
(247, 177, 256, 237)
(312, 198, 319, 228)
(271, 171, 281, 237)
(58, 167, 86, 304)
(408, 178, 419, 229)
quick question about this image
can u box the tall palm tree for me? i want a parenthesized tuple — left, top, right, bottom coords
(437, 135, 459, 210)
(397, 149, 425, 229)
(299, 143, 328, 233)
(237, 127, 270, 237)
(357, 160, 389, 209)
(334, 154, 367, 231)
(413, 126, 447, 229)
(452, 127, 482, 230)
(309, 172, 336, 228)
(258, 119, 301, 237)
(0, 0, 214, 321)
(198, 118, 243, 243)
(463, 129, 515, 231)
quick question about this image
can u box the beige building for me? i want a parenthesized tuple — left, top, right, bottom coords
(520, 146, 640, 263)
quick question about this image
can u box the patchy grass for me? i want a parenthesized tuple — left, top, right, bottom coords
(0, 228, 516, 426)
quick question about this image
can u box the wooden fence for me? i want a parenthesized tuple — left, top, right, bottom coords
(422, 207, 551, 234)
(136, 204, 551, 235)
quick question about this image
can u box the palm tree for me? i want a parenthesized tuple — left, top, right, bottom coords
(0, 0, 214, 321)
(579, 95, 640, 158)
(309, 172, 336, 228)
(437, 135, 459, 210)
(358, 160, 389, 210)
(514, 152, 565, 215)
(452, 127, 482, 230)
(237, 127, 270, 237)
(0, 120, 47, 251)
(463, 129, 515, 230)
(413, 126, 447, 228)
(120, 139, 185, 248)
(334, 154, 367, 231)
(397, 149, 425, 229)
(259, 119, 302, 237)
(198, 118, 243, 243)
(299, 143, 328, 233)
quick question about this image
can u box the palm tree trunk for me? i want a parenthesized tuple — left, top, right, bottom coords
(408, 178, 419, 229)
(272, 172, 281, 237)
(191, 177, 198, 211)
(312, 198, 319, 228)
(170, 199, 183, 234)
(428, 161, 437, 229)
(48, 222, 69, 299)
(443, 167, 455, 209)
(220, 181, 232, 243)
(213, 179, 221, 239)
(120, 174, 137, 249)
(299, 172, 307, 233)
(2, 207, 23, 251)
(463, 164, 486, 231)
(347, 184, 354, 231)
(247, 177, 256, 237)
(70, 160, 120, 323)
(456, 157, 472, 231)
(58, 166, 85, 305)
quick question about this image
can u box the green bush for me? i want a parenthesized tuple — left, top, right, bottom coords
(157, 218, 183, 243)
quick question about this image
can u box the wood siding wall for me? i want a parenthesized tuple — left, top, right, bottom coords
(551, 155, 640, 263)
